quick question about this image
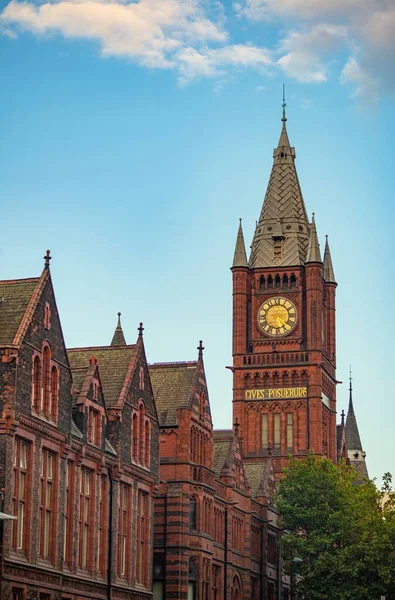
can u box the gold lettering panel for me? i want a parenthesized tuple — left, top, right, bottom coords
(245, 387, 307, 400)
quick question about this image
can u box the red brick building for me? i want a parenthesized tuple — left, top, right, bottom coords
(150, 345, 285, 600)
(231, 107, 338, 476)
(0, 258, 159, 600)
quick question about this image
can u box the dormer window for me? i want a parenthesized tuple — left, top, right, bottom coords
(93, 382, 99, 400)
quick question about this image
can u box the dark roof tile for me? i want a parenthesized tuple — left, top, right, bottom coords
(149, 362, 197, 426)
(0, 278, 39, 345)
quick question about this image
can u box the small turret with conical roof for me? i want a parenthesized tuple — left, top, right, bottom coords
(306, 214, 322, 263)
(323, 236, 336, 283)
(345, 369, 368, 481)
(111, 312, 126, 346)
(232, 219, 248, 268)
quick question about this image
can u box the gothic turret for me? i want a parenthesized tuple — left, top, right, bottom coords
(306, 214, 322, 263)
(323, 236, 336, 282)
(111, 312, 126, 346)
(232, 219, 248, 268)
(249, 106, 309, 268)
(345, 371, 368, 480)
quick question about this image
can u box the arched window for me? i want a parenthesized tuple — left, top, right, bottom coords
(42, 345, 51, 415)
(273, 372, 279, 387)
(282, 371, 289, 387)
(189, 497, 197, 530)
(139, 404, 145, 463)
(132, 413, 138, 461)
(259, 275, 265, 290)
(33, 355, 42, 412)
(291, 371, 298, 386)
(267, 275, 273, 289)
(282, 274, 288, 288)
(290, 274, 297, 288)
(275, 274, 281, 289)
(144, 420, 150, 467)
(301, 371, 308, 386)
(263, 373, 270, 389)
(50, 366, 58, 421)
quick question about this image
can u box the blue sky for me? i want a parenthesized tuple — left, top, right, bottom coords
(1, 0, 394, 483)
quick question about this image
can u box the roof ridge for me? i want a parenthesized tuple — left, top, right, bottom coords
(68, 344, 136, 352)
(0, 277, 40, 285)
(149, 360, 197, 368)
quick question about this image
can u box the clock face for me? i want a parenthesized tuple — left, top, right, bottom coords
(257, 296, 297, 337)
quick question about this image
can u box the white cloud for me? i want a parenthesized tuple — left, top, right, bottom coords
(177, 44, 272, 84)
(341, 57, 378, 104)
(234, 0, 363, 22)
(0, 0, 276, 81)
(277, 24, 347, 83)
(0, 0, 227, 68)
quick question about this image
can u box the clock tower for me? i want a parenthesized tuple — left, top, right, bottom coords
(231, 106, 337, 473)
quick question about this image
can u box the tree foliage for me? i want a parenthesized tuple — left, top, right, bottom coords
(276, 455, 395, 600)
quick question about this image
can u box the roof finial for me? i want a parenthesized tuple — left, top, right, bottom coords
(341, 409, 346, 425)
(44, 249, 51, 269)
(117, 312, 121, 327)
(197, 340, 204, 358)
(138, 322, 144, 337)
(282, 83, 287, 123)
(349, 365, 352, 393)
(234, 418, 240, 437)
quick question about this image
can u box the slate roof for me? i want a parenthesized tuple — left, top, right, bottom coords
(212, 430, 233, 477)
(244, 463, 269, 497)
(68, 345, 136, 407)
(345, 389, 363, 451)
(149, 362, 197, 426)
(249, 116, 310, 268)
(0, 278, 40, 345)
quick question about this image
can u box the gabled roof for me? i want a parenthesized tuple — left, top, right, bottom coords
(68, 345, 136, 407)
(249, 113, 310, 268)
(149, 361, 198, 426)
(212, 430, 233, 477)
(244, 462, 270, 497)
(0, 276, 42, 345)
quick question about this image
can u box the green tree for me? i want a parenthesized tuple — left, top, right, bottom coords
(276, 455, 395, 600)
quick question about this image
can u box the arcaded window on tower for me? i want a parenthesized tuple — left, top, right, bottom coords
(268, 275, 273, 289)
(261, 414, 268, 450)
(287, 413, 294, 450)
(189, 497, 197, 530)
(282, 274, 288, 288)
(274, 413, 281, 450)
(290, 274, 297, 288)
(259, 275, 265, 289)
(275, 274, 281, 288)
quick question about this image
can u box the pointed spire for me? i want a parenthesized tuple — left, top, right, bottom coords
(306, 214, 322, 263)
(111, 312, 127, 346)
(345, 367, 363, 451)
(232, 218, 248, 268)
(323, 235, 336, 282)
(278, 84, 291, 149)
(138, 322, 144, 337)
(249, 98, 310, 268)
(44, 249, 51, 269)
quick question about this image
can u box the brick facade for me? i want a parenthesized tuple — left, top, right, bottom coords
(0, 265, 159, 600)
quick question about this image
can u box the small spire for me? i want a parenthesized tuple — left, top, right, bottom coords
(44, 249, 51, 269)
(138, 322, 144, 337)
(90, 354, 97, 365)
(111, 312, 127, 346)
(282, 83, 287, 123)
(305, 213, 322, 263)
(232, 218, 248, 268)
(341, 409, 346, 426)
(345, 367, 363, 451)
(323, 235, 336, 282)
(197, 340, 204, 359)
